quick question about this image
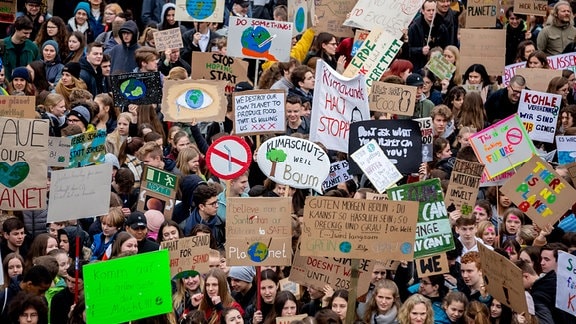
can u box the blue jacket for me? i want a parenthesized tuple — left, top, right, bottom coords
(181, 208, 225, 249)
(106, 20, 140, 74)
(90, 232, 117, 261)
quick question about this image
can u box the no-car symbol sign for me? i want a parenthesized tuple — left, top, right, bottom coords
(206, 136, 252, 180)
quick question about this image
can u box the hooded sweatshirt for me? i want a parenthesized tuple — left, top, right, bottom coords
(106, 20, 140, 74)
(159, 3, 180, 30)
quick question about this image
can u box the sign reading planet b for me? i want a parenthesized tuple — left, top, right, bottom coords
(186, 0, 216, 20)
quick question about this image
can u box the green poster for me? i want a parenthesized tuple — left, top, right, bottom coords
(83, 250, 172, 323)
(387, 179, 455, 259)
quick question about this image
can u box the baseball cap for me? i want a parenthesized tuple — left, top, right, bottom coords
(126, 211, 147, 229)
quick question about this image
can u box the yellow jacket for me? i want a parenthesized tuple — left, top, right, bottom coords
(261, 28, 316, 70)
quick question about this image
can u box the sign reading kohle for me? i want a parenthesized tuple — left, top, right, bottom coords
(138, 166, 179, 219)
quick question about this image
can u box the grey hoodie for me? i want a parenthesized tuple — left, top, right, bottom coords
(106, 20, 140, 74)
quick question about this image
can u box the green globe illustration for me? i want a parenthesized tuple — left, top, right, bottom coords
(241, 26, 272, 53)
(120, 79, 146, 100)
(295, 7, 305, 32)
(247, 242, 269, 262)
(186, 0, 216, 20)
(185, 89, 204, 109)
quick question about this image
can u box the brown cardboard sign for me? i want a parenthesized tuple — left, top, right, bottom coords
(445, 159, 485, 218)
(369, 82, 417, 116)
(465, 0, 499, 28)
(514, 0, 548, 16)
(161, 79, 227, 123)
(514, 68, 562, 92)
(137, 166, 179, 219)
(276, 315, 307, 324)
(153, 28, 184, 52)
(191, 52, 249, 94)
(365, 192, 388, 200)
(226, 197, 292, 266)
(160, 235, 211, 279)
(566, 162, 576, 188)
(415, 253, 449, 277)
(501, 156, 576, 228)
(300, 196, 419, 259)
(314, 0, 354, 38)
(0, 96, 36, 118)
(459, 29, 506, 76)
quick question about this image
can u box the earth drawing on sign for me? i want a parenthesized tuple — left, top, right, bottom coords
(120, 79, 146, 100)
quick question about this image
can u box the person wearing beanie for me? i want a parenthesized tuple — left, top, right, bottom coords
(67, 105, 92, 132)
(125, 211, 160, 253)
(2, 16, 40, 81)
(106, 20, 140, 74)
(144, 209, 165, 241)
(8, 67, 34, 95)
(67, 2, 95, 43)
(55, 62, 87, 107)
(229, 266, 257, 311)
(42, 40, 64, 86)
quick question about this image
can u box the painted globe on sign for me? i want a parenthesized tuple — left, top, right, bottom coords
(186, 0, 216, 20)
(339, 241, 352, 253)
(185, 89, 204, 108)
(295, 7, 305, 32)
(120, 79, 146, 100)
(247, 242, 269, 262)
(241, 26, 272, 53)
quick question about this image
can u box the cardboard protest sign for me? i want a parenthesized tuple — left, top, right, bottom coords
(515, 68, 562, 92)
(342, 28, 403, 89)
(138, 166, 179, 219)
(161, 235, 211, 279)
(174, 0, 225, 22)
(279, 278, 300, 299)
(469, 114, 537, 178)
(514, 0, 548, 16)
(48, 137, 71, 168)
(352, 29, 370, 57)
(0, 0, 16, 23)
(478, 244, 529, 315)
(322, 160, 353, 191)
(348, 120, 423, 175)
(366, 192, 388, 200)
(344, 0, 424, 37)
(300, 196, 419, 260)
(228, 17, 293, 62)
(503, 62, 526, 86)
(426, 54, 457, 80)
(557, 136, 576, 165)
(161, 79, 227, 123)
(153, 28, 184, 52)
(501, 156, 576, 228)
(314, 0, 354, 38)
(191, 52, 249, 94)
(288, 0, 314, 35)
(517, 90, 561, 143)
(369, 82, 417, 116)
(0, 96, 36, 118)
(276, 315, 308, 324)
(226, 197, 292, 266)
(289, 248, 372, 293)
(465, 0, 499, 28)
(48, 163, 112, 222)
(68, 129, 106, 168)
(0, 118, 48, 210)
(351, 139, 402, 193)
(504, 53, 576, 86)
(415, 253, 449, 277)
(388, 179, 455, 259)
(110, 72, 162, 106)
(556, 251, 576, 316)
(460, 29, 506, 76)
(445, 159, 484, 218)
(462, 84, 482, 93)
(414, 117, 433, 162)
(84, 250, 172, 323)
(233, 90, 286, 135)
(480, 170, 515, 187)
(256, 136, 330, 193)
(310, 60, 370, 153)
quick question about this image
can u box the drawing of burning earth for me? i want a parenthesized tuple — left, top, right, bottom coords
(241, 26, 277, 61)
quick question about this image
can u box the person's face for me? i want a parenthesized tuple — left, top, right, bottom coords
(490, 300, 502, 318)
(14, 28, 32, 43)
(176, 136, 191, 152)
(562, 112, 575, 129)
(142, 153, 163, 168)
(422, 2, 436, 23)
(450, 95, 463, 111)
(162, 225, 180, 241)
(120, 237, 138, 253)
(55, 253, 70, 277)
(183, 274, 200, 291)
(225, 309, 243, 324)
(507, 83, 524, 103)
(528, 56, 543, 68)
(261, 279, 277, 304)
(205, 276, 219, 297)
(24, 281, 51, 296)
(473, 206, 488, 222)
(282, 300, 297, 316)
(557, 83, 570, 100)
(4, 228, 25, 248)
(409, 303, 428, 324)
(567, 73, 576, 90)
(418, 277, 437, 297)
(187, 156, 199, 172)
(65, 276, 84, 293)
(467, 71, 482, 85)
(68, 36, 81, 51)
(375, 288, 395, 314)
(233, 3, 249, 15)
(523, 44, 535, 60)
(7, 258, 23, 277)
(142, 59, 158, 72)
(331, 296, 347, 321)
(415, 85, 424, 101)
(457, 225, 477, 244)
(101, 61, 111, 76)
(519, 251, 534, 268)
(46, 237, 58, 254)
(230, 278, 250, 293)
(371, 265, 387, 283)
(13, 77, 27, 91)
(18, 307, 39, 324)
(505, 246, 519, 261)
(540, 250, 557, 273)
(436, 0, 450, 14)
(273, 184, 287, 196)
(87, 46, 103, 66)
(61, 71, 73, 86)
(50, 99, 67, 117)
(322, 37, 338, 56)
(75, 10, 88, 25)
(556, 4, 573, 23)
(422, 77, 433, 94)
(300, 71, 315, 91)
(443, 49, 455, 64)
(127, 224, 147, 241)
(42, 44, 57, 62)
(0, 67, 5, 84)
(460, 262, 481, 287)
(505, 214, 521, 234)
(59, 233, 69, 252)
(169, 49, 180, 62)
(116, 117, 130, 136)
(101, 220, 118, 237)
(458, 132, 471, 148)
(446, 301, 465, 322)
(104, 9, 117, 24)
(25, 2, 41, 15)
(121, 31, 133, 44)
(166, 9, 176, 25)
(200, 197, 219, 217)
(231, 175, 248, 196)
(508, 14, 520, 28)
(286, 102, 302, 124)
(482, 226, 496, 246)
(436, 144, 451, 160)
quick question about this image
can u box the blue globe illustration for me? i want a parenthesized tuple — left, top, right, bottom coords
(120, 79, 146, 100)
(186, 0, 216, 20)
(185, 89, 204, 109)
(339, 241, 352, 253)
(248, 242, 269, 262)
(401, 242, 412, 254)
(241, 26, 272, 53)
(295, 7, 305, 32)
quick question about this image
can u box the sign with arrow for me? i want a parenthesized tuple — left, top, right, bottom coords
(137, 166, 179, 219)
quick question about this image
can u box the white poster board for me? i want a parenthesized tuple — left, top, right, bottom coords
(351, 139, 402, 193)
(517, 90, 561, 143)
(227, 17, 293, 62)
(343, 0, 425, 37)
(175, 0, 225, 22)
(556, 251, 576, 316)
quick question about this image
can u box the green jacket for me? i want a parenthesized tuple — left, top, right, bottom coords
(1, 36, 40, 81)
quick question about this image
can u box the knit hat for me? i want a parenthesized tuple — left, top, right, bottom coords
(68, 105, 92, 129)
(144, 209, 165, 233)
(228, 266, 256, 283)
(63, 62, 81, 79)
(12, 67, 30, 82)
(74, 2, 90, 15)
(126, 211, 147, 228)
(42, 40, 59, 53)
